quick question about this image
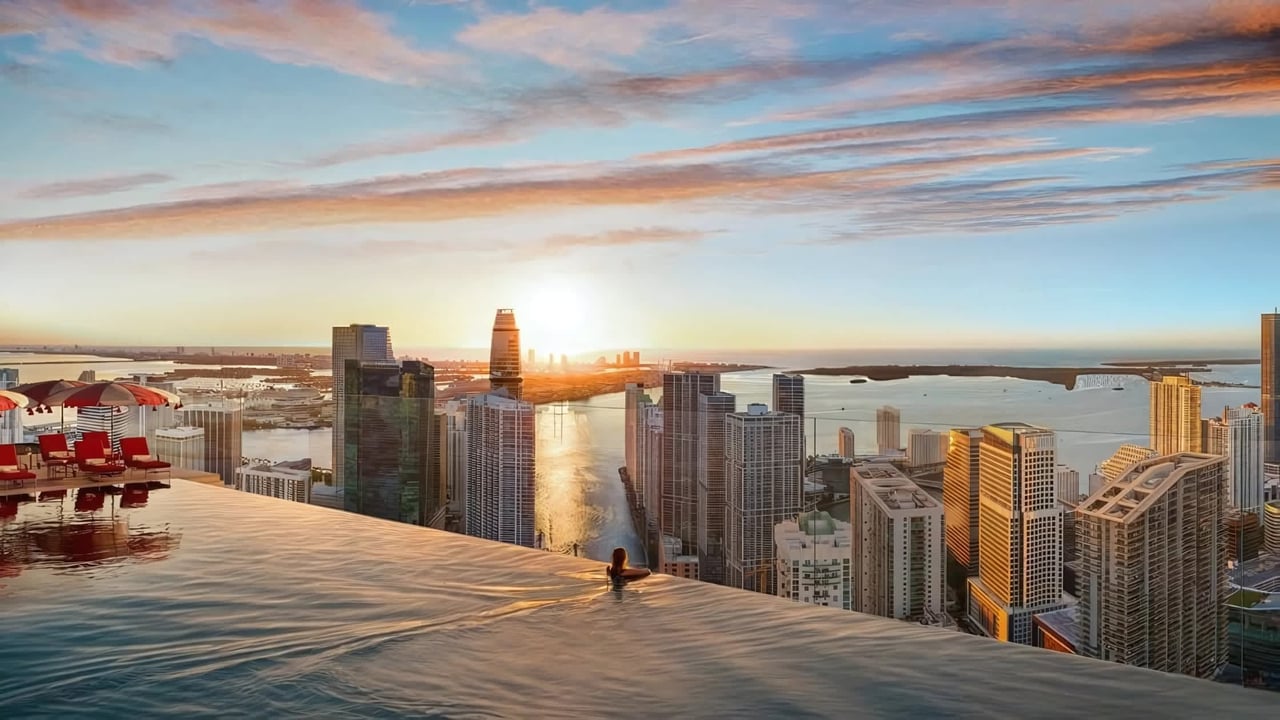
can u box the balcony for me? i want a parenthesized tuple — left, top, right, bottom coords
(0, 479, 1273, 717)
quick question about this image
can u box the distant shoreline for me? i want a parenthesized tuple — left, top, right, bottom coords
(792, 364, 1221, 390)
(1102, 358, 1258, 367)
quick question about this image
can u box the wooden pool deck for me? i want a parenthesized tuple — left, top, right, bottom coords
(0, 466, 223, 498)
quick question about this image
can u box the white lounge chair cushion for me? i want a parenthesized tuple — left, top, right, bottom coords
(132, 454, 153, 462)
(85, 458, 107, 466)
(49, 450, 72, 459)
(0, 465, 17, 472)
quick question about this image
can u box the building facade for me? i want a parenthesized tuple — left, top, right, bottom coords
(771, 372, 806, 465)
(342, 360, 436, 526)
(906, 429, 948, 469)
(637, 403, 663, 555)
(154, 426, 205, 471)
(1055, 465, 1080, 503)
(332, 324, 394, 492)
(725, 404, 802, 595)
(775, 511, 853, 611)
(1264, 312, 1279, 464)
(438, 400, 469, 525)
(465, 392, 536, 547)
(967, 423, 1063, 645)
(944, 428, 983, 577)
(696, 390, 735, 585)
(661, 372, 719, 562)
(1150, 375, 1202, 456)
(624, 383, 646, 486)
(837, 427, 856, 460)
(0, 368, 20, 445)
(1099, 444, 1159, 482)
(489, 309, 523, 400)
(1077, 453, 1228, 679)
(237, 458, 312, 504)
(1207, 404, 1266, 512)
(851, 464, 944, 620)
(876, 406, 901, 454)
(180, 401, 243, 486)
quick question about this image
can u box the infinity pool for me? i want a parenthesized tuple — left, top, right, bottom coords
(0, 481, 1273, 718)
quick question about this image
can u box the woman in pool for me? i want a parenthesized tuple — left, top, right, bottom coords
(606, 547, 650, 586)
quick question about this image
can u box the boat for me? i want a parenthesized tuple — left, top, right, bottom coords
(849, 378, 867, 384)
(1112, 387, 1125, 391)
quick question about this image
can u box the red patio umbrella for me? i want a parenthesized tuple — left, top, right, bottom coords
(13, 380, 88, 430)
(42, 382, 180, 452)
(0, 390, 30, 412)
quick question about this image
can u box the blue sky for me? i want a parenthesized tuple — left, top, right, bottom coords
(1, 0, 1277, 354)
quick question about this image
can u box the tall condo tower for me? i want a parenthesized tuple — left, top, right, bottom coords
(1149, 375, 1202, 456)
(180, 401, 243, 486)
(966, 423, 1064, 645)
(943, 428, 983, 577)
(851, 464, 945, 620)
(489, 309, 523, 401)
(1264, 312, 1279, 464)
(697, 390, 736, 584)
(332, 324, 394, 492)
(1206, 404, 1265, 512)
(342, 360, 436, 526)
(771, 373, 806, 463)
(724, 403, 802, 595)
(466, 392, 536, 547)
(876, 406, 901, 454)
(837, 427, 856, 459)
(1077, 453, 1228, 679)
(661, 372, 719, 563)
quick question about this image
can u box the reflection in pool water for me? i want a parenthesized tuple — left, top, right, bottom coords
(0, 480, 1271, 718)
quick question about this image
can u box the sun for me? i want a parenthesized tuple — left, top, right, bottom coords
(518, 281, 596, 358)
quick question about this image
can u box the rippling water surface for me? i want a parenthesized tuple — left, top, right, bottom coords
(0, 481, 1273, 718)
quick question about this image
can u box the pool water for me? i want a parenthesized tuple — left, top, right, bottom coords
(0, 481, 1273, 718)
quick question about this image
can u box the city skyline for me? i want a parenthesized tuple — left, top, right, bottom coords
(2, 1, 1278, 349)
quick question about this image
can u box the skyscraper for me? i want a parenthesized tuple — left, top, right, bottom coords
(637, 403, 663, 548)
(438, 400, 469, 525)
(1263, 312, 1279, 464)
(489, 309, 523, 400)
(943, 428, 982, 577)
(771, 372, 806, 463)
(332, 324, 394, 492)
(697, 390, 735, 584)
(237, 458, 312, 504)
(466, 392, 536, 547)
(876, 405, 900, 454)
(180, 401, 243, 486)
(624, 383, 646, 484)
(343, 360, 436, 526)
(1207, 404, 1265, 512)
(661, 372, 719, 562)
(967, 423, 1063, 645)
(906, 429, 948, 468)
(1149, 375, 1202, 455)
(1099, 443, 1159, 482)
(837, 427, 856, 459)
(1055, 465, 1080, 503)
(725, 404, 802, 595)
(851, 464, 945, 620)
(1078, 453, 1228, 679)
(774, 511, 853, 611)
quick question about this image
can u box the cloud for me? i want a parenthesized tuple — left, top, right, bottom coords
(3, 149, 1274, 243)
(17, 172, 173, 200)
(0, 0, 459, 83)
(540, 226, 713, 254)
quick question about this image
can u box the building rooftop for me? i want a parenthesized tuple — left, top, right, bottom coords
(1035, 606, 1081, 649)
(851, 464, 938, 511)
(1079, 453, 1221, 523)
(0, 480, 1274, 717)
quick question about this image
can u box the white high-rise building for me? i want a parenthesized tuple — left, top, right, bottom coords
(181, 401, 243, 486)
(624, 383, 646, 484)
(1055, 464, 1080, 503)
(76, 406, 139, 453)
(465, 393, 536, 548)
(967, 423, 1063, 645)
(236, 458, 312, 504)
(331, 324, 394, 492)
(130, 376, 177, 446)
(906, 429, 948, 469)
(775, 511, 853, 610)
(154, 426, 205, 471)
(661, 372, 719, 563)
(1099, 444, 1158, 482)
(1078, 453, 1228, 679)
(637, 403, 663, 538)
(851, 464, 944, 620)
(1206, 404, 1265, 512)
(1150, 375, 1202, 456)
(0, 368, 20, 445)
(725, 404, 802, 595)
(837, 427, 856, 460)
(876, 406, 901, 454)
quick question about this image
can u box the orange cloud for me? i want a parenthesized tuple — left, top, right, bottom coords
(18, 172, 172, 200)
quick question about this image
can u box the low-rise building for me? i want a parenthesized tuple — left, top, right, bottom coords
(236, 458, 312, 504)
(775, 511, 853, 610)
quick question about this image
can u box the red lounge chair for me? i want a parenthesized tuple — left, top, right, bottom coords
(75, 440, 125, 479)
(37, 434, 76, 479)
(82, 431, 116, 459)
(0, 444, 37, 486)
(119, 437, 171, 479)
